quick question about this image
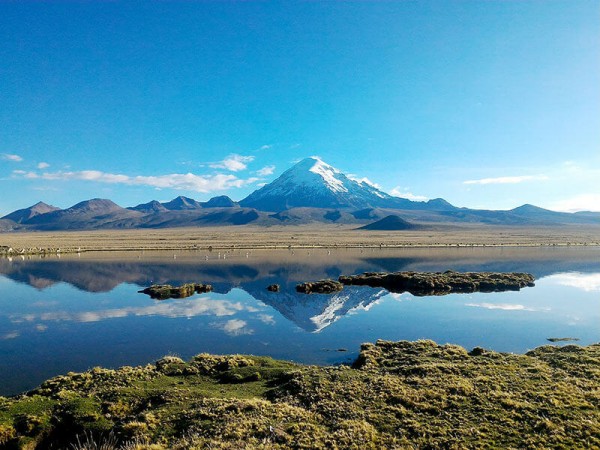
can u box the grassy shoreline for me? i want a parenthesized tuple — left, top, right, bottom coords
(1, 340, 599, 449)
(1, 225, 600, 256)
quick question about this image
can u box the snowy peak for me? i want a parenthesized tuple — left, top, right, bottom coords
(276, 157, 346, 193)
(240, 157, 398, 211)
(306, 157, 347, 193)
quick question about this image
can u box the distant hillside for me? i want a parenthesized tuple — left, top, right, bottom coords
(2, 158, 599, 232)
(0, 219, 17, 232)
(203, 195, 238, 208)
(25, 199, 143, 230)
(129, 200, 169, 214)
(359, 215, 419, 231)
(161, 196, 203, 210)
(1, 201, 60, 223)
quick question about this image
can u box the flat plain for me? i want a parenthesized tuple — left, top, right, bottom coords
(1, 224, 600, 254)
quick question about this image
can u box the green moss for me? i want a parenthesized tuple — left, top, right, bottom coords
(2, 341, 600, 449)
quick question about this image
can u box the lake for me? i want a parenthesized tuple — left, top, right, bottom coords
(1, 246, 599, 396)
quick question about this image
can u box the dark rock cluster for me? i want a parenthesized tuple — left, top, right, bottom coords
(295, 279, 344, 294)
(339, 270, 535, 296)
(139, 283, 213, 300)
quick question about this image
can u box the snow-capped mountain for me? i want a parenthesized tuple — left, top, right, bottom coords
(5, 157, 598, 231)
(240, 157, 410, 211)
(245, 284, 389, 332)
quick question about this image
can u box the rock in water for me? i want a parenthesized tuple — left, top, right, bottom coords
(296, 279, 344, 294)
(339, 270, 534, 296)
(139, 283, 213, 300)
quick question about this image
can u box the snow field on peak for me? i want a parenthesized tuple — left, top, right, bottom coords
(308, 158, 348, 193)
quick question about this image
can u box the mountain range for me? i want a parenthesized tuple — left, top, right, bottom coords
(1, 157, 598, 231)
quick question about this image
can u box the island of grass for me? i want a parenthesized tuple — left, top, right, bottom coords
(1, 340, 599, 449)
(339, 270, 535, 295)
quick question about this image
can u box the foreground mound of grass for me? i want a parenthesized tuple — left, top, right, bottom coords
(1, 341, 599, 449)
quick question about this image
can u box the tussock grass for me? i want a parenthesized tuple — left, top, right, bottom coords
(1, 341, 599, 448)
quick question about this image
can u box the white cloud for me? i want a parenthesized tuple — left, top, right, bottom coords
(244, 177, 260, 185)
(258, 145, 272, 151)
(560, 161, 600, 176)
(387, 292, 414, 301)
(258, 314, 275, 325)
(545, 272, 600, 292)
(463, 175, 549, 185)
(547, 194, 600, 213)
(209, 154, 254, 172)
(37, 162, 50, 169)
(256, 165, 275, 176)
(465, 302, 548, 312)
(12, 297, 249, 324)
(347, 175, 382, 189)
(1, 331, 20, 340)
(212, 319, 253, 336)
(14, 169, 257, 193)
(31, 186, 60, 192)
(390, 187, 428, 202)
(2, 153, 23, 162)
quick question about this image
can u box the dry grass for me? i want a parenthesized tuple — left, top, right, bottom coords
(1, 341, 599, 449)
(1, 223, 600, 254)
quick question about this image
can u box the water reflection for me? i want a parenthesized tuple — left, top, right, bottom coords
(2, 247, 600, 294)
(546, 272, 600, 292)
(5, 284, 387, 333)
(1, 247, 598, 333)
(0, 247, 599, 395)
(9, 296, 253, 323)
(464, 302, 550, 312)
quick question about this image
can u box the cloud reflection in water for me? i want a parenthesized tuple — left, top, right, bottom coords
(465, 302, 549, 312)
(546, 272, 600, 292)
(10, 297, 252, 324)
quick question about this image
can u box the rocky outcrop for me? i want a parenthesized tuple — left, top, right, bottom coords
(266, 284, 280, 292)
(139, 283, 213, 300)
(296, 279, 344, 294)
(339, 270, 535, 296)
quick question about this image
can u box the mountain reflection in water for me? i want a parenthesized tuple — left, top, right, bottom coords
(0, 246, 599, 396)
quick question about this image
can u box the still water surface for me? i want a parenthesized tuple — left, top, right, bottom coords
(1, 246, 599, 395)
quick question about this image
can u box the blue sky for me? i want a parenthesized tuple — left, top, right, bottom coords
(1, 2, 599, 215)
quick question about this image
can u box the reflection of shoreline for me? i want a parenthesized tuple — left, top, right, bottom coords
(4, 271, 599, 337)
(1, 252, 599, 335)
(1, 248, 600, 293)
